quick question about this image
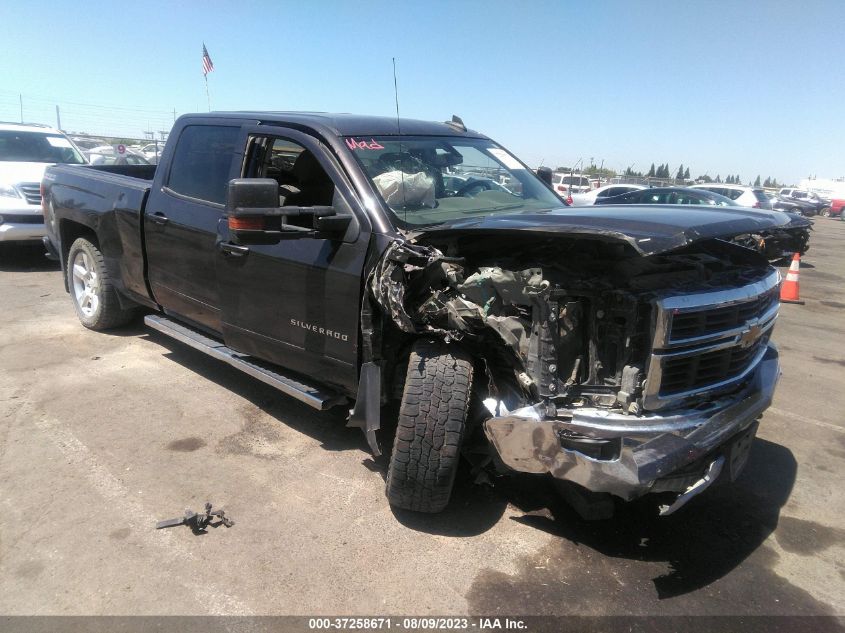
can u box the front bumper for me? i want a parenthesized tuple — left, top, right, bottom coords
(0, 219, 46, 243)
(483, 344, 779, 500)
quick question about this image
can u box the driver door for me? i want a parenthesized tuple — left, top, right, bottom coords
(215, 126, 370, 394)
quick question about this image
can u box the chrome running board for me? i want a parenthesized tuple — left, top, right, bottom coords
(144, 314, 346, 411)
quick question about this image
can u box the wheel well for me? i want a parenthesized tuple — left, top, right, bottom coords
(59, 221, 98, 291)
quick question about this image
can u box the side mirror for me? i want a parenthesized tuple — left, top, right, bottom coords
(226, 178, 350, 245)
(226, 178, 284, 245)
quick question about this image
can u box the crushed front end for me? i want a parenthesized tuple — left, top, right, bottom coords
(368, 231, 781, 512)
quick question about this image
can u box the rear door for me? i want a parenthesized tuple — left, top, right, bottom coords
(144, 122, 241, 332)
(215, 125, 371, 393)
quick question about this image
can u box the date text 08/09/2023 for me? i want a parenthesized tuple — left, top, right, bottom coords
(308, 617, 528, 630)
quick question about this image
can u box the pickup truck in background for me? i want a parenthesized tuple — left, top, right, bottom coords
(43, 112, 788, 517)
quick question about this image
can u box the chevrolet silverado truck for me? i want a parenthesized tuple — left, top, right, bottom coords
(43, 112, 786, 517)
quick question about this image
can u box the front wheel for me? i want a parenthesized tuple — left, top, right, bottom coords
(67, 237, 134, 330)
(386, 339, 474, 513)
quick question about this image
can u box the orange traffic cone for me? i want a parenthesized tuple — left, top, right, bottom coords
(780, 253, 804, 304)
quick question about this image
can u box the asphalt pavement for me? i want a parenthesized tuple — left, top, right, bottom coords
(1, 220, 843, 620)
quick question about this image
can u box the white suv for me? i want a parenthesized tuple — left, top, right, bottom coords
(0, 122, 86, 244)
(552, 173, 593, 197)
(689, 183, 772, 209)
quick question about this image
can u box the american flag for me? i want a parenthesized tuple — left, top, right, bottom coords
(202, 44, 214, 76)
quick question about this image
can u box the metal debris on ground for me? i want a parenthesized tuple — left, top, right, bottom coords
(155, 502, 234, 532)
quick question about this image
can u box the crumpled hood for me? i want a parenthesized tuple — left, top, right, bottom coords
(0, 162, 51, 185)
(418, 205, 795, 256)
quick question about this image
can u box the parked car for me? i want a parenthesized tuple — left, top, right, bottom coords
(443, 173, 514, 196)
(772, 195, 818, 216)
(44, 112, 789, 518)
(552, 173, 592, 197)
(140, 143, 165, 165)
(89, 152, 151, 166)
(569, 183, 645, 206)
(87, 146, 151, 166)
(597, 187, 735, 207)
(776, 190, 828, 215)
(690, 183, 772, 209)
(826, 198, 845, 218)
(596, 187, 811, 261)
(0, 122, 86, 245)
(69, 137, 108, 152)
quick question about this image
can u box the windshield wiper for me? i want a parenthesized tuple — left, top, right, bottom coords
(457, 203, 526, 215)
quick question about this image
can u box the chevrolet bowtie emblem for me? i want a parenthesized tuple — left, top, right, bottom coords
(739, 324, 762, 349)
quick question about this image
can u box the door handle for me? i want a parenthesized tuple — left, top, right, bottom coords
(219, 242, 250, 257)
(149, 212, 169, 225)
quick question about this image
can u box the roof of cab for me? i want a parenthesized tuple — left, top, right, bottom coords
(178, 111, 487, 139)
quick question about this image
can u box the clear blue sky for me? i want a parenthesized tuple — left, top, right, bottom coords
(2, 0, 843, 185)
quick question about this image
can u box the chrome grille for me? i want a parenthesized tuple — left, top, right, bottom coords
(658, 333, 771, 396)
(643, 270, 780, 411)
(17, 182, 41, 205)
(669, 287, 779, 343)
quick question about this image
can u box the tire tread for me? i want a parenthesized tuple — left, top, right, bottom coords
(386, 339, 474, 513)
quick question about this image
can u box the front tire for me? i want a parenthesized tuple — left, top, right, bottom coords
(386, 339, 474, 513)
(67, 237, 134, 330)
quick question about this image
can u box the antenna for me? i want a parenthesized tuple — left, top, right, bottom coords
(392, 57, 401, 134)
(391, 57, 407, 217)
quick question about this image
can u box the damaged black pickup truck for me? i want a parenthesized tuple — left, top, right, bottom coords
(43, 112, 785, 517)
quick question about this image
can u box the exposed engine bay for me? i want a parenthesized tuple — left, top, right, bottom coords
(369, 233, 774, 416)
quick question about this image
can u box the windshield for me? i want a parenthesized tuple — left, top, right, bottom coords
(349, 136, 563, 227)
(0, 130, 86, 164)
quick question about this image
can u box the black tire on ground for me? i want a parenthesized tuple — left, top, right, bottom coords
(820, 207, 831, 217)
(386, 339, 474, 513)
(66, 237, 134, 330)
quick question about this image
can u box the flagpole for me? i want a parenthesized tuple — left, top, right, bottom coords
(204, 74, 211, 112)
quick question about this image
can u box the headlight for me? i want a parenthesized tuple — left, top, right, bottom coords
(0, 184, 22, 199)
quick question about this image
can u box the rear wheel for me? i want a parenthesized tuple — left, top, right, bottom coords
(820, 207, 831, 217)
(67, 237, 134, 330)
(386, 339, 474, 513)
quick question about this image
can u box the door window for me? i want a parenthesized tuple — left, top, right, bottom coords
(166, 125, 239, 205)
(244, 137, 336, 208)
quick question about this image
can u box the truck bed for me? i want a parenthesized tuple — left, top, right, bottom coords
(45, 164, 155, 306)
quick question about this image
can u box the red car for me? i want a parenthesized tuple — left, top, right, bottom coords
(824, 198, 845, 218)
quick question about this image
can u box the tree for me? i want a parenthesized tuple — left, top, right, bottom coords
(585, 165, 617, 179)
(697, 174, 713, 183)
(716, 174, 722, 183)
(735, 174, 741, 185)
(647, 163, 655, 178)
(684, 167, 690, 180)
(676, 164, 685, 180)
(754, 175, 761, 187)
(763, 177, 771, 188)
